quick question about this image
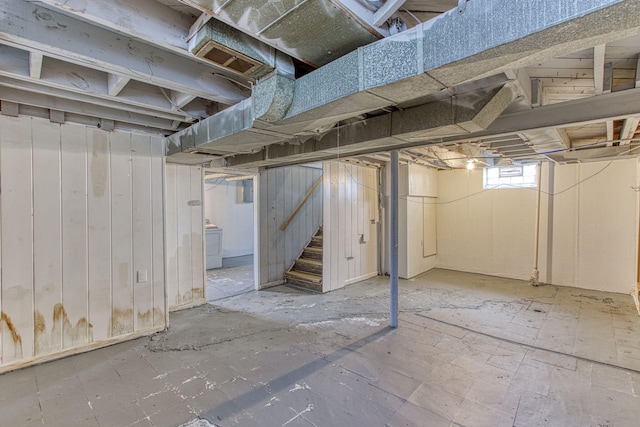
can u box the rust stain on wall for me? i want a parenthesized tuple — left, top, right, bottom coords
(192, 287, 204, 300)
(34, 310, 47, 355)
(52, 304, 94, 346)
(112, 308, 133, 336)
(137, 309, 153, 330)
(1, 312, 23, 359)
(180, 290, 192, 305)
(153, 307, 164, 328)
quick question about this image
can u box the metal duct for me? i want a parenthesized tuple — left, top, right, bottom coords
(168, 0, 640, 167)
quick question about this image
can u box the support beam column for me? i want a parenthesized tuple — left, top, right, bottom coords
(389, 150, 399, 328)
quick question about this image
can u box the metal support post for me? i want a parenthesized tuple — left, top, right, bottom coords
(390, 150, 399, 328)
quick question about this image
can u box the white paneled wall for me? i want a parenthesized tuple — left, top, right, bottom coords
(539, 160, 638, 293)
(399, 164, 438, 279)
(436, 160, 639, 294)
(165, 164, 205, 310)
(0, 116, 166, 373)
(258, 165, 322, 288)
(323, 162, 379, 292)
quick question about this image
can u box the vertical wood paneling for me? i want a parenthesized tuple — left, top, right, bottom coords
(151, 140, 165, 327)
(258, 166, 323, 288)
(259, 172, 269, 284)
(132, 134, 153, 331)
(330, 163, 339, 290)
(345, 165, 353, 262)
(267, 169, 277, 282)
(61, 125, 89, 347)
(283, 168, 292, 264)
(190, 166, 204, 303)
(110, 132, 133, 336)
(274, 168, 285, 278)
(32, 120, 63, 355)
(165, 164, 179, 309)
(177, 166, 193, 304)
(292, 168, 301, 255)
(0, 117, 168, 371)
(322, 166, 331, 292)
(356, 166, 364, 276)
(323, 161, 379, 290)
(0, 116, 33, 362)
(87, 129, 112, 342)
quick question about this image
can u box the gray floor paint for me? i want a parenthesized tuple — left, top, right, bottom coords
(1, 269, 640, 426)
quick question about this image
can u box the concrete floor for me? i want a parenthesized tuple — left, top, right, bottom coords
(206, 255, 254, 302)
(2, 269, 640, 426)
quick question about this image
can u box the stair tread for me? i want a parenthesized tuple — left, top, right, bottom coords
(304, 246, 322, 253)
(285, 270, 322, 283)
(296, 258, 322, 266)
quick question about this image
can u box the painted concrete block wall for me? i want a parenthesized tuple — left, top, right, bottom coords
(399, 164, 438, 278)
(0, 116, 166, 373)
(258, 165, 322, 288)
(165, 164, 206, 310)
(436, 160, 639, 294)
(204, 179, 253, 258)
(323, 162, 379, 291)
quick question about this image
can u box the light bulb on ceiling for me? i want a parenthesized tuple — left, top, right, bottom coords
(466, 159, 475, 170)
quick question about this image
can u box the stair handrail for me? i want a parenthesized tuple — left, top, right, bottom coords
(280, 175, 323, 231)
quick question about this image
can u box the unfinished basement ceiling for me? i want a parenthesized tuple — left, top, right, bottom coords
(1, 0, 640, 170)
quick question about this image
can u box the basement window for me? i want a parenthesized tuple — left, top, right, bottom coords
(483, 165, 537, 189)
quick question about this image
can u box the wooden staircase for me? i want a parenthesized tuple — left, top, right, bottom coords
(285, 226, 323, 292)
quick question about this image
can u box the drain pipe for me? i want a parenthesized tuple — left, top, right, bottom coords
(390, 150, 399, 327)
(530, 161, 542, 286)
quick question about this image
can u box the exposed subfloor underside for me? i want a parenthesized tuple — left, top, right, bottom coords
(2, 269, 640, 426)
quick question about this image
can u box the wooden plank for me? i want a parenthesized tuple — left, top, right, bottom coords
(266, 169, 277, 283)
(150, 139, 166, 327)
(373, 0, 407, 26)
(314, 168, 323, 226)
(110, 131, 133, 336)
(176, 166, 193, 304)
(290, 167, 301, 264)
(620, 117, 640, 144)
(283, 168, 292, 267)
(107, 74, 130, 97)
(131, 134, 154, 331)
(0, 115, 34, 363)
(274, 168, 285, 274)
(345, 164, 353, 263)
(330, 163, 339, 290)
(339, 164, 348, 287)
(357, 165, 364, 235)
(0, 84, 181, 130)
(165, 164, 180, 309)
(60, 123, 89, 348)
(190, 166, 204, 303)
(87, 129, 112, 342)
(29, 51, 43, 79)
(258, 170, 268, 286)
(322, 163, 331, 292)
(307, 168, 315, 232)
(37, 0, 193, 51)
(0, 0, 247, 104)
(594, 44, 606, 96)
(32, 119, 63, 355)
